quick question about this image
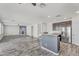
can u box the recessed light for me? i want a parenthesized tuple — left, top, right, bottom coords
(48, 16, 51, 18)
(64, 18, 67, 19)
(76, 11, 79, 13)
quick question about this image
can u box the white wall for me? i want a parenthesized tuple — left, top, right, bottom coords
(27, 25, 32, 36)
(33, 24, 38, 38)
(27, 24, 43, 38)
(0, 22, 5, 40)
(72, 15, 79, 45)
(5, 25, 32, 36)
(4, 24, 39, 38)
(5, 25, 19, 36)
(47, 22, 53, 34)
(42, 23, 47, 32)
(33, 23, 48, 37)
(2, 22, 53, 38)
(0, 23, 1, 35)
(38, 24, 42, 36)
(27, 24, 42, 38)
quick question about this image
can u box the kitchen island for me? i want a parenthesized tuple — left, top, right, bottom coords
(39, 34, 60, 55)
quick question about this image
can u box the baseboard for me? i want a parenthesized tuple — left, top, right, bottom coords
(72, 42, 79, 46)
(41, 46, 59, 55)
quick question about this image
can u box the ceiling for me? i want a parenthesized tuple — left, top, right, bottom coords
(0, 3, 79, 25)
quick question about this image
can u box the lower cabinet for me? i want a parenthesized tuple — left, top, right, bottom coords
(39, 35, 60, 53)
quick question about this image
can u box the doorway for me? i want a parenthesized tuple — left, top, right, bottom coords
(53, 21, 72, 43)
(19, 26, 26, 36)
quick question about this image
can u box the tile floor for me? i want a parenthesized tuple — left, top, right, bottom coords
(0, 36, 79, 56)
(0, 36, 54, 56)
